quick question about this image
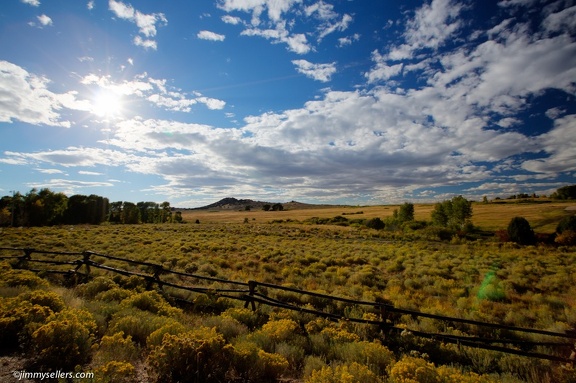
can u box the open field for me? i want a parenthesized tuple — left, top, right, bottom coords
(181, 200, 575, 232)
(0, 201, 575, 382)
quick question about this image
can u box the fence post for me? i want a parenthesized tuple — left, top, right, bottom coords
(80, 251, 92, 283)
(148, 265, 164, 291)
(244, 280, 257, 311)
(15, 248, 34, 269)
(379, 304, 395, 334)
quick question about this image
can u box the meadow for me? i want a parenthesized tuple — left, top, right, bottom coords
(181, 199, 573, 232)
(0, 200, 575, 382)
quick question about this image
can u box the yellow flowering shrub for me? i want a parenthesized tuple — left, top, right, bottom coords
(334, 341, 395, 376)
(93, 331, 139, 364)
(0, 298, 53, 349)
(0, 264, 49, 289)
(120, 290, 181, 317)
(258, 349, 290, 378)
(93, 361, 136, 383)
(389, 356, 441, 383)
(17, 290, 65, 312)
(31, 308, 97, 369)
(305, 362, 382, 383)
(305, 317, 333, 334)
(437, 365, 500, 383)
(230, 340, 289, 382)
(145, 320, 186, 348)
(320, 326, 360, 343)
(261, 318, 300, 342)
(108, 309, 174, 346)
(147, 326, 230, 383)
(222, 306, 261, 329)
(76, 276, 118, 299)
(95, 287, 134, 302)
(201, 314, 248, 341)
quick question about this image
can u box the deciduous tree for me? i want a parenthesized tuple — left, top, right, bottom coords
(398, 202, 414, 222)
(431, 196, 472, 229)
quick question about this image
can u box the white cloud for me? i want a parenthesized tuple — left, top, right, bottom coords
(305, 1, 352, 41)
(545, 107, 565, 119)
(242, 24, 311, 54)
(197, 97, 226, 110)
(37, 14, 53, 27)
(133, 35, 157, 50)
(388, 0, 465, 60)
(218, 0, 301, 25)
(197, 30, 226, 41)
(465, 181, 560, 196)
(87, 1, 94, 10)
(81, 72, 226, 112)
(36, 168, 64, 174)
(78, 56, 94, 63)
(521, 114, 576, 174)
(304, 1, 334, 19)
(135, 12, 165, 38)
(220, 0, 353, 54)
(498, 0, 540, 8)
(292, 60, 336, 82)
(109, 0, 134, 19)
(26, 179, 115, 195)
(108, 0, 167, 49)
(542, 5, 576, 35)
(0, 60, 90, 127)
(469, 37, 576, 108)
(365, 50, 403, 83)
(496, 117, 520, 128)
(222, 15, 242, 25)
(147, 94, 197, 112)
(317, 13, 352, 41)
(382, 0, 576, 131)
(81, 73, 153, 97)
(337, 33, 360, 47)
(21, 0, 40, 6)
(5, 147, 136, 168)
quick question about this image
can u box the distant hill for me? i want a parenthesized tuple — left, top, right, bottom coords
(186, 197, 338, 211)
(190, 197, 270, 210)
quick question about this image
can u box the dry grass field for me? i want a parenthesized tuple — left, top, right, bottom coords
(181, 200, 575, 233)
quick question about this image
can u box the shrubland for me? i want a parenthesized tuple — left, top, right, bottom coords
(0, 201, 575, 382)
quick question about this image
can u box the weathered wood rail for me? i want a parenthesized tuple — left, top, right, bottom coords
(1, 246, 575, 364)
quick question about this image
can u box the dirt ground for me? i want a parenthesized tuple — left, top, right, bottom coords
(0, 355, 34, 383)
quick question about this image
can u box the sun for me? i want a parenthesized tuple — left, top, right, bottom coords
(92, 89, 124, 118)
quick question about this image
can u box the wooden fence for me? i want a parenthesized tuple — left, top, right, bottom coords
(1, 246, 575, 364)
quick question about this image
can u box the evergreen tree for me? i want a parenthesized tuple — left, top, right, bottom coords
(507, 217, 536, 245)
(366, 217, 385, 230)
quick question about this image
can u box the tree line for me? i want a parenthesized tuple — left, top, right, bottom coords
(0, 188, 181, 227)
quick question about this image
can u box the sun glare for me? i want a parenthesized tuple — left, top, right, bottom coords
(92, 89, 123, 118)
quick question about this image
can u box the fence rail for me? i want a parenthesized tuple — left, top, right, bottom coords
(1, 246, 575, 364)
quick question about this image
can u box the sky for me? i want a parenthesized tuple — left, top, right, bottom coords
(0, 0, 575, 207)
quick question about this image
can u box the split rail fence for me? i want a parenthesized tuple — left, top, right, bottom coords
(1, 246, 575, 364)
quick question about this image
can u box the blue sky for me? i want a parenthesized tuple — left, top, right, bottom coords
(0, 0, 575, 207)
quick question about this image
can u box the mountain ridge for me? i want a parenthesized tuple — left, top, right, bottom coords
(186, 197, 338, 210)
